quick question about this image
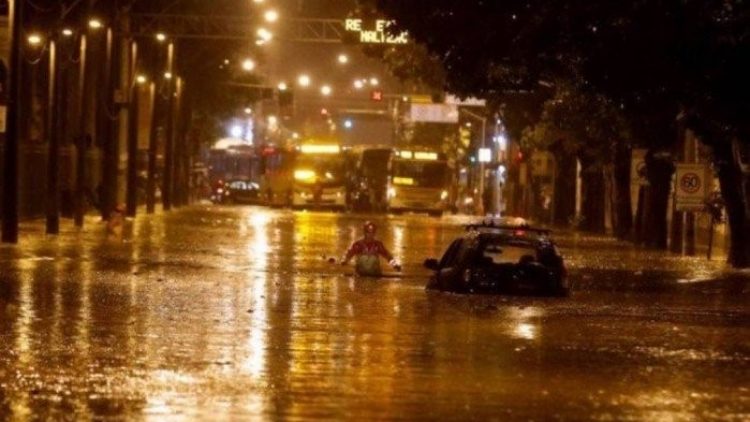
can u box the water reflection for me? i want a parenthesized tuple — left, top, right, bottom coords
(0, 208, 746, 420)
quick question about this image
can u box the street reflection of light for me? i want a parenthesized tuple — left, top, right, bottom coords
(508, 306, 543, 341)
(515, 323, 536, 340)
(393, 225, 404, 263)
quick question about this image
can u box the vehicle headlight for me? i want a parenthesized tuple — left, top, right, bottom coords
(441, 190, 449, 201)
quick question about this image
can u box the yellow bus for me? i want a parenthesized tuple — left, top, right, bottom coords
(388, 150, 452, 217)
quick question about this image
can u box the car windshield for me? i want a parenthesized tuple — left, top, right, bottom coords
(480, 239, 537, 265)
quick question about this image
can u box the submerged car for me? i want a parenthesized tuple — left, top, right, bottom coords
(424, 221, 568, 296)
(212, 179, 262, 204)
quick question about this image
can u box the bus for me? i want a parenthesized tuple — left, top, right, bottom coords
(387, 150, 452, 217)
(291, 143, 348, 210)
(207, 139, 262, 198)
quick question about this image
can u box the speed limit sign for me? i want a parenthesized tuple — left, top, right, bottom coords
(675, 164, 708, 211)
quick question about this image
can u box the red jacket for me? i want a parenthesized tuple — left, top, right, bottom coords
(343, 239, 394, 262)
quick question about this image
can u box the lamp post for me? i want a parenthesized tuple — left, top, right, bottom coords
(1, 0, 25, 243)
(125, 40, 140, 217)
(45, 36, 60, 234)
(163, 41, 175, 211)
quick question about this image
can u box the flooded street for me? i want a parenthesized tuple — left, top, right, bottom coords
(1, 206, 748, 421)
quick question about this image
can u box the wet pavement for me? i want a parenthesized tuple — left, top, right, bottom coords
(0, 206, 749, 421)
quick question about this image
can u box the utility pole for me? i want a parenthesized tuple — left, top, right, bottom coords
(2, 0, 24, 243)
(74, 32, 89, 227)
(125, 41, 139, 217)
(146, 82, 158, 214)
(46, 39, 60, 234)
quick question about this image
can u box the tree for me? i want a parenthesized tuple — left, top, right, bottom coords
(376, 0, 750, 266)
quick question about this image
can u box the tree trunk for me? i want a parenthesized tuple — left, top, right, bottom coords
(642, 152, 674, 249)
(580, 165, 606, 233)
(716, 147, 750, 268)
(613, 141, 632, 239)
(552, 148, 576, 226)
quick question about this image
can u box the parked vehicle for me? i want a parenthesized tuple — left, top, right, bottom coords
(424, 220, 568, 296)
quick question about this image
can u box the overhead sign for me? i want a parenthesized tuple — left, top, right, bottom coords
(410, 103, 459, 123)
(675, 163, 709, 212)
(344, 19, 409, 45)
(445, 95, 486, 107)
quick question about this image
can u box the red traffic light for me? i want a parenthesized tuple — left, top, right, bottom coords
(371, 90, 383, 102)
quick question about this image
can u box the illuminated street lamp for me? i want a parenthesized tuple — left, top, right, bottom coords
(321, 85, 332, 96)
(277, 82, 288, 91)
(244, 107, 253, 115)
(337, 54, 349, 64)
(257, 28, 273, 42)
(136, 75, 147, 84)
(264, 10, 279, 23)
(27, 34, 43, 46)
(369, 77, 379, 86)
(88, 19, 103, 30)
(298, 74, 311, 87)
(242, 59, 256, 72)
(164, 72, 173, 80)
(156, 33, 167, 42)
(353, 79, 364, 90)
(253, 0, 265, 3)
(62, 28, 74, 37)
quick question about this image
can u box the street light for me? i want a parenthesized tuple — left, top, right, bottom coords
(242, 59, 256, 72)
(353, 79, 364, 90)
(156, 33, 167, 42)
(264, 10, 279, 23)
(277, 82, 288, 91)
(369, 77, 379, 86)
(88, 19, 103, 30)
(164, 72, 173, 80)
(298, 74, 311, 87)
(27, 34, 43, 46)
(253, 0, 265, 3)
(257, 28, 273, 42)
(244, 107, 253, 115)
(338, 54, 349, 64)
(136, 75, 147, 84)
(321, 85, 332, 96)
(62, 28, 74, 37)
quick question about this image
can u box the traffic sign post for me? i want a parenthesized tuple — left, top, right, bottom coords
(675, 163, 708, 212)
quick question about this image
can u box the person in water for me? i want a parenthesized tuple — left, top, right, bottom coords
(341, 221, 401, 276)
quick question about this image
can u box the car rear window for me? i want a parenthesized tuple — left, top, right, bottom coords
(481, 242, 537, 265)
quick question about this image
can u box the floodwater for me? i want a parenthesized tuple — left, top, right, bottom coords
(0, 206, 748, 421)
